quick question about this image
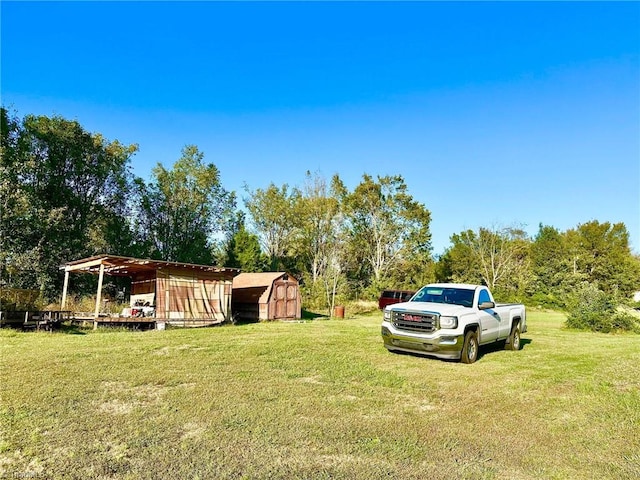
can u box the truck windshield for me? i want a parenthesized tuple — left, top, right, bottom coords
(412, 287, 474, 308)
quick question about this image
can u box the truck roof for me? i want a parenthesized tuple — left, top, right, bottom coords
(424, 283, 486, 290)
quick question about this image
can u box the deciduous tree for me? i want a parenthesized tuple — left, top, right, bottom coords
(567, 220, 640, 298)
(443, 225, 531, 298)
(529, 224, 582, 307)
(293, 172, 347, 312)
(338, 174, 432, 294)
(295, 171, 342, 283)
(0, 108, 138, 299)
(244, 183, 300, 270)
(221, 213, 268, 272)
(134, 145, 235, 264)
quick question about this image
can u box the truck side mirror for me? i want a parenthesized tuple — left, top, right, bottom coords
(479, 301, 495, 310)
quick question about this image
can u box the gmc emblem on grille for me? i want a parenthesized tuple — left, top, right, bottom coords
(403, 314, 423, 322)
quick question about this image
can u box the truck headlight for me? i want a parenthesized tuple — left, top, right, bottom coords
(440, 316, 458, 329)
(383, 309, 391, 321)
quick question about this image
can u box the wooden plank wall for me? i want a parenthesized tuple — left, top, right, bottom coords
(156, 268, 233, 321)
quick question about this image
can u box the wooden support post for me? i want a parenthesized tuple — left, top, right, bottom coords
(225, 281, 232, 323)
(165, 287, 169, 322)
(94, 262, 105, 330)
(61, 269, 70, 309)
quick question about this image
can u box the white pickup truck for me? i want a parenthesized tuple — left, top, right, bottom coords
(381, 283, 526, 363)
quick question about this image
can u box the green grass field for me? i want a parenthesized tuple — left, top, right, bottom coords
(1, 310, 639, 479)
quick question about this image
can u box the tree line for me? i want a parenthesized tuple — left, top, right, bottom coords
(2, 108, 639, 325)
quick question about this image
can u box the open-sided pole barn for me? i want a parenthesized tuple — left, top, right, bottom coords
(62, 255, 239, 328)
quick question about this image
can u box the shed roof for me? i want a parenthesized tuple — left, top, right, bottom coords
(233, 272, 296, 305)
(63, 255, 240, 277)
(232, 272, 290, 289)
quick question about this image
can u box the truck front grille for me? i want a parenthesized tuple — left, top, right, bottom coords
(392, 311, 438, 333)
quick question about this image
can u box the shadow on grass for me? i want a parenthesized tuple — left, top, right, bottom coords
(228, 309, 327, 326)
(476, 336, 533, 361)
(386, 348, 463, 364)
(58, 324, 88, 335)
(232, 317, 260, 326)
(387, 336, 534, 364)
(0, 323, 91, 335)
(301, 309, 327, 320)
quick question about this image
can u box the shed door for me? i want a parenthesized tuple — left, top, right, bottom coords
(274, 281, 298, 319)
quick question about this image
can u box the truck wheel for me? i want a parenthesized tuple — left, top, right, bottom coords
(461, 330, 479, 364)
(505, 324, 521, 351)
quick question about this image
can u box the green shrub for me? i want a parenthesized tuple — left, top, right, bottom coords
(344, 299, 378, 315)
(612, 308, 640, 333)
(48, 295, 129, 315)
(529, 291, 566, 310)
(565, 282, 637, 333)
(0, 288, 43, 310)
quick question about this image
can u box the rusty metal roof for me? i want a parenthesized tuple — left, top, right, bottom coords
(63, 255, 240, 277)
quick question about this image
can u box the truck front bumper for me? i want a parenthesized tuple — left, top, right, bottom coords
(380, 321, 464, 360)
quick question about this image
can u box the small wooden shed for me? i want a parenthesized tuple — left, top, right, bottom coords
(232, 272, 301, 321)
(61, 255, 239, 327)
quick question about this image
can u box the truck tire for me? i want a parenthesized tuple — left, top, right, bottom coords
(461, 329, 479, 364)
(505, 324, 521, 351)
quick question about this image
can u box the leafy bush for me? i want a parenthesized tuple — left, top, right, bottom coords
(529, 291, 567, 310)
(344, 300, 378, 315)
(0, 288, 43, 311)
(565, 283, 638, 333)
(611, 308, 640, 333)
(47, 295, 129, 315)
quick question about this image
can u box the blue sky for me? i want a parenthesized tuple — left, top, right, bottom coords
(2, 1, 639, 255)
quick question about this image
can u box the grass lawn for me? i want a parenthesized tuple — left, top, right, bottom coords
(1, 310, 639, 479)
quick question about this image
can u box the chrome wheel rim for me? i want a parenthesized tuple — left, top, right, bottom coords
(468, 339, 477, 360)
